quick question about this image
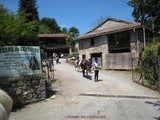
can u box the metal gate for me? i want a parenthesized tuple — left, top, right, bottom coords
(132, 56, 159, 92)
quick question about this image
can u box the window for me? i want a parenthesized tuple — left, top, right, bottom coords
(108, 32, 130, 53)
(90, 38, 94, 46)
(82, 55, 86, 59)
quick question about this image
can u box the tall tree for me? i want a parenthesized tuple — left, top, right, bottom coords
(39, 17, 61, 33)
(0, 4, 38, 46)
(128, 0, 160, 31)
(66, 27, 79, 54)
(18, 0, 39, 22)
(17, 0, 39, 45)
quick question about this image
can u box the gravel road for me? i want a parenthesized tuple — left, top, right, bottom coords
(9, 58, 160, 120)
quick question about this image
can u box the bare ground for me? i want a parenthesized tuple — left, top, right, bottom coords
(9, 59, 160, 120)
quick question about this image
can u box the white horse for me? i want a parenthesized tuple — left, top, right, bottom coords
(0, 89, 13, 120)
(75, 59, 82, 72)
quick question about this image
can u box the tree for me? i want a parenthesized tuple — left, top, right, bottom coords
(17, 0, 39, 45)
(0, 4, 38, 46)
(0, 4, 9, 14)
(18, 0, 39, 33)
(18, 0, 39, 22)
(39, 24, 52, 34)
(68, 27, 80, 37)
(66, 27, 80, 55)
(128, 0, 160, 31)
(61, 27, 68, 33)
(39, 17, 61, 33)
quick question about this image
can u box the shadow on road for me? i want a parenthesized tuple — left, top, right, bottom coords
(84, 75, 92, 80)
(145, 101, 160, 120)
(97, 79, 103, 82)
(145, 101, 160, 110)
(153, 117, 160, 120)
(46, 78, 61, 98)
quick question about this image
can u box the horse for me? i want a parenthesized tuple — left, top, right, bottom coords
(86, 59, 93, 73)
(0, 89, 13, 120)
(80, 59, 92, 77)
(75, 59, 81, 72)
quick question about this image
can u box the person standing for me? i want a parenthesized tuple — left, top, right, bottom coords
(93, 57, 100, 82)
(48, 56, 53, 71)
(55, 54, 59, 64)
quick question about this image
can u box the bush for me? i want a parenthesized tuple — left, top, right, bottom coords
(141, 37, 160, 85)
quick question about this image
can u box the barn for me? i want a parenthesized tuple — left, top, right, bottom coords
(74, 18, 153, 69)
(38, 33, 69, 58)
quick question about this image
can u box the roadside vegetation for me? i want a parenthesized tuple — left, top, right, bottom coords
(141, 37, 160, 86)
(128, 0, 160, 87)
(0, 0, 80, 50)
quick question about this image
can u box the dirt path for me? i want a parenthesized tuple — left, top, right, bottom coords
(54, 59, 158, 97)
(9, 59, 160, 120)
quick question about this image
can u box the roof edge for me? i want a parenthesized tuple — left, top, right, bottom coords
(74, 23, 144, 41)
(38, 33, 68, 38)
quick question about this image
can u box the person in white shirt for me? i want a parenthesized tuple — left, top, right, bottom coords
(93, 57, 100, 82)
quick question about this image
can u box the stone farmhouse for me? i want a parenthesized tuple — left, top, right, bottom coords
(74, 18, 154, 69)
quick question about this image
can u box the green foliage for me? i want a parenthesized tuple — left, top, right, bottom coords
(66, 34, 73, 46)
(143, 59, 157, 85)
(68, 27, 80, 37)
(128, 0, 160, 31)
(18, 0, 39, 21)
(39, 17, 61, 33)
(0, 8, 38, 46)
(141, 37, 160, 85)
(39, 24, 52, 34)
(0, 4, 9, 14)
(66, 27, 80, 54)
(18, 0, 39, 34)
(61, 27, 68, 33)
(142, 37, 160, 59)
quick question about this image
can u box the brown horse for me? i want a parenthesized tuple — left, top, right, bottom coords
(80, 59, 92, 77)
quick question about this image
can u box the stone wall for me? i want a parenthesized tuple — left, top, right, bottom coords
(78, 35, 108, 69)
(0, 74, 46, 107)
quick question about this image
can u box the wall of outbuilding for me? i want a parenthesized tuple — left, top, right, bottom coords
(75, 28, 149, 70)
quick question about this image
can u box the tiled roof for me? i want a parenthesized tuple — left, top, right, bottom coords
(38, 33, 68, 38)
(74, 23, 142, 40)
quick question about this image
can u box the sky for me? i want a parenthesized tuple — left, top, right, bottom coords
(0, 0, 134, 35)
